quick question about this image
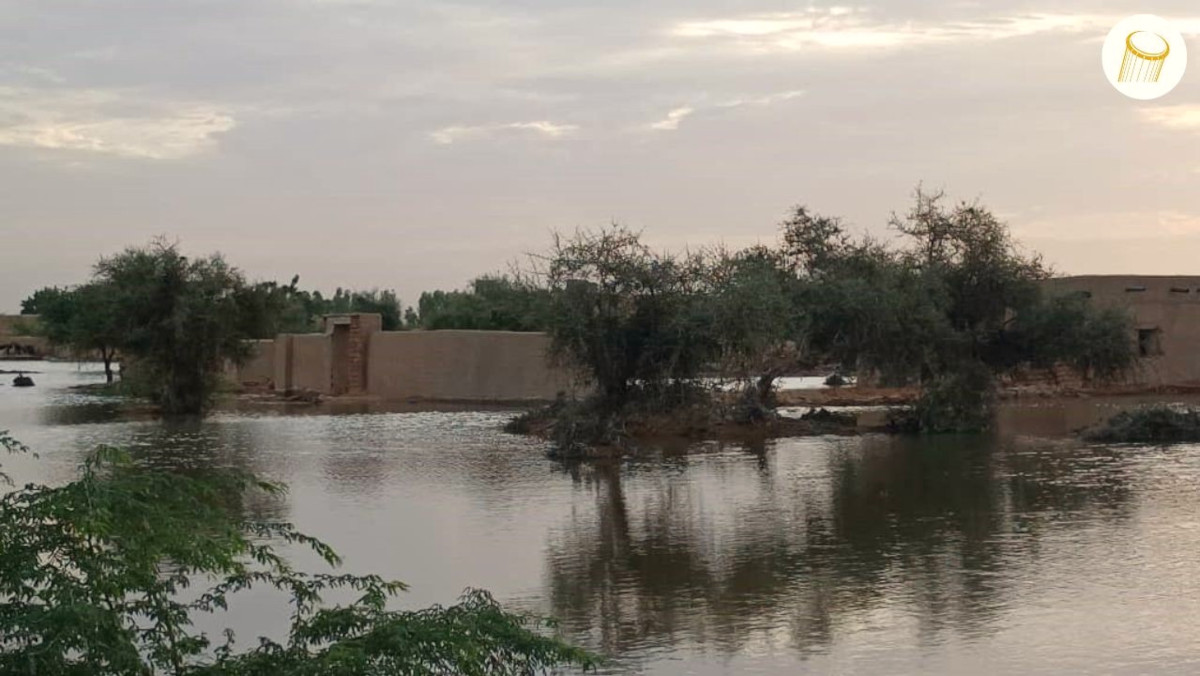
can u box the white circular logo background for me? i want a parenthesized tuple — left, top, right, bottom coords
(1102, 14, 1187, 100)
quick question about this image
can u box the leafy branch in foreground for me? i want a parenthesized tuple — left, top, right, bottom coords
(0, 445, 597, 675)
(0, 429, 30, 485)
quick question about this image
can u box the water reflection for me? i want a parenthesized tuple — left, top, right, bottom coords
(11, 363, 1200, 674)
(545, 434, 1136, 662)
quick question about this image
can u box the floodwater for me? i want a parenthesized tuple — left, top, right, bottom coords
(5, 362, 1200, 674)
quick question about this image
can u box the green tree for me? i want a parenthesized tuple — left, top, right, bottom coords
(0, 437, 597, 674)
(707, 245, 803, 410)
(418, 275, 550, 331)
(326, 288, 404, 331)
(542, 226, 717, 411)
(782, 188, 1136, 431)
(19, 287, 60, 315)
(22, 284, 122, 383)
(95, 241, 258, 415)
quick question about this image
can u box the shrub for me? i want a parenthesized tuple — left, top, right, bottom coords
(1082, 405, 1200, 443)
(0, 439, 598, 674)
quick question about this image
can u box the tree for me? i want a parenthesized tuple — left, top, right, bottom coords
(541, 226, 717, 411)
(95, 241, 258, 415)
(327, 288, 405, 331)
(706, 245, 803, 411)
(417, 275, 550, 331)
(782, 188, 1136, 431)
(0, 437, 597, 674)
(23, 284, 122, 383)
(19, 287, 60, 315)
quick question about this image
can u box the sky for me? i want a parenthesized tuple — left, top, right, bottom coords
(3, 0, 1200, 312)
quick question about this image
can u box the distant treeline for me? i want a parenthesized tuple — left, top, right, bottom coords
(23, 274, 549, 337)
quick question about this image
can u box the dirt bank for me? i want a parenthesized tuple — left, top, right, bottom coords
(776, 387, 919, 407)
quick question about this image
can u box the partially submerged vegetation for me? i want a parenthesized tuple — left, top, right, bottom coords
(18, 187, 1136, 441)
(1082, 405, 1200, 443)
(506, 392, 856, 457)
(513, 187, 1136, 454)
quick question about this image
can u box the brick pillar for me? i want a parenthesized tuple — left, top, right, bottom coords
(323, 313, 382, 396)
(347, 315, 367, 394)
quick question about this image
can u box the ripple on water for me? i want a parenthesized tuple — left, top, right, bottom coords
(8, 366, 1200, 673)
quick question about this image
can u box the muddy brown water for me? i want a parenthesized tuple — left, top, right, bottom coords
(5, 361, 1200, 674)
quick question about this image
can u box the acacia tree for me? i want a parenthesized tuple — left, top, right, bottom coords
(706, 245, 803, 412)
(95, 241, 258, 415)
(541, 226, 717, 412)
(22, 284, 122, 383)
(783, 188, 1136, 431)
(0, 437, 597, 674)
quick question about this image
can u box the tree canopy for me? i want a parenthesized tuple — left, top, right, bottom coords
(782, 187, 1135, 430)
(20, 283, 122, 382)
(417, 275, 549, 331)
(89, 241, 262, 415)
(534, 189, 1136, 436)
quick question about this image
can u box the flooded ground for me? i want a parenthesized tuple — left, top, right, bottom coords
(4, 362, 1200, 674)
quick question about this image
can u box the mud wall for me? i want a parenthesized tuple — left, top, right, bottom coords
(234, 340, 275, 386)
(290, 334, 331, 393)
(367, 330, 575, 401)
(1044, 275, 1200, 385)
(236, 320, 578, 402)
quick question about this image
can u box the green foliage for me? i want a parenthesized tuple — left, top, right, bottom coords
(783, 187, 1136, 431)
(233, 278, 408, 336)
(22, 284, 122, 382)
(0, 443, 598, 674)
(707, 245, 802, 400)
(542, 226, 718, 411)
(418, 275, 550, 331)
(95, 241, 258, 415)
(0, 429, 30, 486)
(1082, 405, 1200, 443)
(912, 362, 997, 433)
(19, 288, 57, 315)
(20, 286, 73, 341)
(792, 235, 943, 387)
(1006, 291, 1136, 382)
(523, 192, 1135, 442)
(326, 288, 404, 331)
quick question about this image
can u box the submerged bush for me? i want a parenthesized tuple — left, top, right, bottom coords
(913, 364, 997, 433)
(1082, 405, 1200, 443)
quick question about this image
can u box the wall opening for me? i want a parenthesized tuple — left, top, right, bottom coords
(1138, 328, 1163, 357)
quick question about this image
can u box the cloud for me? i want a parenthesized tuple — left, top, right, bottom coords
(650, 106, 694, 131)
(648, 89, 804, 131)
(1141, 105, 1200, 131)
(717, 90, 805, 108)
(0, 87, 235, 160)
(670, 10, 1109, 52)
(430, 120, 578, 145)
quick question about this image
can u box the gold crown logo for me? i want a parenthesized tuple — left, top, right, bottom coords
(1119, 30, 1170, 83)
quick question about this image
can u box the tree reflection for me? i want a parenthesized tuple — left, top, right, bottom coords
(544, 434, 1136, 659)
(63, 417, 290, 523)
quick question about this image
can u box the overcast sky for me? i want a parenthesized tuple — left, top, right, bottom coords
(2, 0, 1200, 312)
